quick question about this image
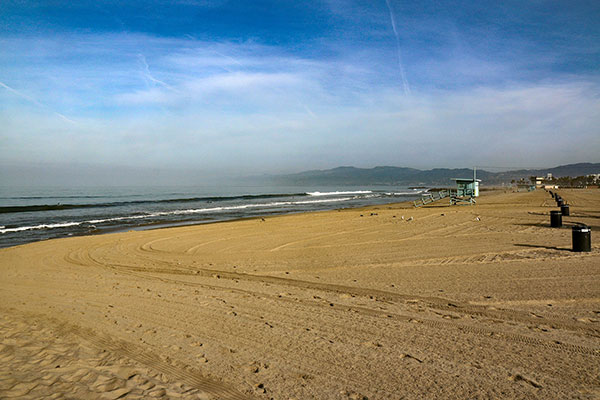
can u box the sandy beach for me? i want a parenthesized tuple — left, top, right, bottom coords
(1, 188, 599, 399)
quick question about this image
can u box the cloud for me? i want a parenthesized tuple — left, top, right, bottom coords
(137, 53, 178, 92)
(3, 76, 598, 173)
(0, 80, 77, 124)
(0, 30, 598, 176)
(384, 0, 410, 95)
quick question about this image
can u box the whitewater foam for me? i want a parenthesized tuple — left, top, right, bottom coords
(1, 222, 83, 234)
(307, 190, 372, 196)
(0, 197, 349, 234)
(385, 190, 426, 196)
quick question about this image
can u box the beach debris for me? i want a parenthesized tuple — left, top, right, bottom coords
(197, 354, 208, 363)
(407, 216, 413, 221)
(475, 216, 481, 221)
(245, 363, 260, 373)
(509, 374, 542, 389)
(442, 314, 460, 320)
(340, 390, 368, 400)
(399, 353, 422, 363)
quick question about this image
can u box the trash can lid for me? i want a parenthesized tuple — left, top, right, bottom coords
(572, 225, 590, 232)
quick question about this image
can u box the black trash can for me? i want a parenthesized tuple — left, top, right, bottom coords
(572, 225, 591, 252)
(556, 199, 564, 207)
(561, 204, 570, 216)
(550, 210, 562, 227)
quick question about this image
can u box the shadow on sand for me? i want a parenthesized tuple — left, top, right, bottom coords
(513, 243, 573, 252)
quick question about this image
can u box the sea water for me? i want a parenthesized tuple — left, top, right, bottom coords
(0, 185, 426, 248)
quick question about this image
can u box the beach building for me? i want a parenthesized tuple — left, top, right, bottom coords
(535, 177, 545, 188)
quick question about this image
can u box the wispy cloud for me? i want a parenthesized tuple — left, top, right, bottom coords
(137, 53, 178, 92)
(384, 0, 410, 95)
(0, 80, 77, 124)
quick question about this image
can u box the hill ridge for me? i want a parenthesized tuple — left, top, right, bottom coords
(260, 163, 600, 186)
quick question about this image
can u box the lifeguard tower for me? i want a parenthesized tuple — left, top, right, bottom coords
(450, 168, 480, 205)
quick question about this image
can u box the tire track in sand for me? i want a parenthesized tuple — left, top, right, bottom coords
(62, 247, 600, 358)
(64, 244, 600, 340)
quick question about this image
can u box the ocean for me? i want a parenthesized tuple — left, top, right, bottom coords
(0, 185, 426, 248)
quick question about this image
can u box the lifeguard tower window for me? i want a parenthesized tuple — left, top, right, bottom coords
(451, 178, 481, 197)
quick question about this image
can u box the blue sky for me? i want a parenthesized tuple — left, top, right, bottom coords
(1, 0, 599, 184)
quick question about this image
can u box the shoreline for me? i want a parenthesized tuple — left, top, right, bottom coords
(0, 187, 427, 250)
(2, 187, 516, 250)
(0, 195, 421, 250)
(1, 188, 598, 399)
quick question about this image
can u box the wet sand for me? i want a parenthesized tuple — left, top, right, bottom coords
(1, 189, 599, 399)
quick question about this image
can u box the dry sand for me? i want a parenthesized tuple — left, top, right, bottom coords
(1, 188, 599, 399)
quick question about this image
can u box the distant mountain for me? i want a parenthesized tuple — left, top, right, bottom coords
(258, 163, 600, 186)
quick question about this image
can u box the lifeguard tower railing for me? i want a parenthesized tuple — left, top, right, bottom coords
(413, 188, 477, 207)
(413, 189, 452, 207)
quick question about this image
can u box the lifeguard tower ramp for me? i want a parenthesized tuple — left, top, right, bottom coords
(413, 189, 451, 207)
